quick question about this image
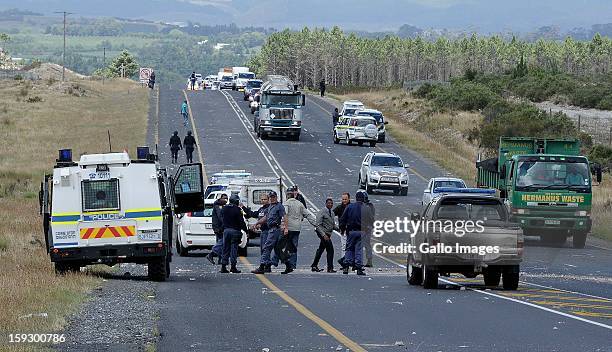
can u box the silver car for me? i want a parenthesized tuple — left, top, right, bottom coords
(359, 152, 409, 195)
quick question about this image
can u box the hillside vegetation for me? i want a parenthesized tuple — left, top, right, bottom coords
(0, 76, 148, 340)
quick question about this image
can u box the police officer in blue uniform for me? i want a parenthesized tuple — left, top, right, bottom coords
(220, 194, 248, 274)
(251, 191, 286, 274)
(241, 193, 271, 272)
(339, 190, 373, 276)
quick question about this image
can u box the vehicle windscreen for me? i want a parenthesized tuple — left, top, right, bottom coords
(433, 180, 466, 190)
(371, 156, 403, 167)
(247, 80, 262, 88)
(435, 198, 506, 221)
(354, 119, 376, 127)
(358, 112, 383, 123)
(222, 76, 233, 82)
(263, 93, 302, 106)
(239, 73, 255, 79)
(344, 108, 358, 116)
(515, 160, 590, 191)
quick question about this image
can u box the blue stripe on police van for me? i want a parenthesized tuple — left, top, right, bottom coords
(51, 215, 81, 222)
(124, 210, 162, 219)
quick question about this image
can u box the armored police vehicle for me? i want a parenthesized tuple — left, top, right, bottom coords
(254, 75, 306, 141)
(40, 148, 204, 281)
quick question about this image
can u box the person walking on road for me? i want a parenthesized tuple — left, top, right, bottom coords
(148, 71, 156, 89)
(339, 190, 372, 275)
(220, 194, 248, 274)
(251, 191, 286, 275)
(362, 192, 376, 268)
(334, 192, 351, 268)
(332, 108, 340, 126)
(183, 131, 196, 163)
(206, 193, 228, 265)
(311, 197, 339, 273)
(279, 186, 317, 274)
(169, 131, 182, 164)
(189, 71, 196, 90)
(181, 100, 189, 127)
(319, 80, 326, 97)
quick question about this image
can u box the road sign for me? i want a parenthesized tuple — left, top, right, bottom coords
(139, 67, 152, 83)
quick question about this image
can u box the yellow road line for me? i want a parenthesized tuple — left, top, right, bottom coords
(183, 90, 208, 185)
(530, 301, 612, 310)
(573, 311, 612, 319)
(239, 257, 367, 352)
(376, 145, 428, 182)
(498, 293, 611, 303)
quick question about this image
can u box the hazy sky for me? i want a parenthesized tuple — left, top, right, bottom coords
(3, 0, 611, 32)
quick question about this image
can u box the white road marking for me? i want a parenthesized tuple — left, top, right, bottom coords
(335, 158, 341, 163)
(326, 149, 331, 154)
(386, 200, 395, 205)
(345, 168, 352, 173)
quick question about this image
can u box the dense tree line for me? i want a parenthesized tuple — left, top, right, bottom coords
(249, 27, 612, 89)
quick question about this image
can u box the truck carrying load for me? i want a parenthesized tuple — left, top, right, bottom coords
(254, 75, 306, 141)
(39, 148, 205, 280)
(475, 137, 601, 248)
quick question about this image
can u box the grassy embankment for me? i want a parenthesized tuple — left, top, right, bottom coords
(331, 89, 612, 241)
(0, 75, 148, 344)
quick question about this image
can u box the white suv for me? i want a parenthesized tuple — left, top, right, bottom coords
(176, 202, 216, 256)
(359, 152, 409, 195)
(421, 177, 467, 206)
(334, 116, 378, 147)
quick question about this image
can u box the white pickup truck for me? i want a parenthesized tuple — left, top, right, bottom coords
(407, 188, 523, 290)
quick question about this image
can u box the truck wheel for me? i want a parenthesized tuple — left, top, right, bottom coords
(261, 133, 268, 140)
(422, 264, 438, 289)
(483, 270, 501, 287)
(572, 231, 587, 249)
(369, 141, 376, 147)
(407, 255, 422, 285)
(358, 141, 363, 146)
(365, 181, 373, 194)
(148, 256, 168, 282)
(502, 266, 519, 290)
(400, 188, 408, 196)
(238, 246, 248, 257)
(55, 262, 78, 275)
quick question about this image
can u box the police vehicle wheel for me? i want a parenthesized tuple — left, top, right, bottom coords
(422, 265, 438, 289)
(333, 133, 340, 144)
(407, 255, 422, 285)
(358, 141, 363, 146)
(400, 188, 408, 196)
(346, 134, 352, 145)
(365, 180, 373, 194)
(369, 141, 376, 147)
(148, 257, 168, 282)
(261, 133, 268, 140)
(572, 231, 587, 249)
(256, 128, 261, 138)
(483, 269, 501, 287)
(379, 135, 386, 143)
(502, 267, 519, 290)
(54, 262, 78, 275)
(238, 246, 248, 257)
(177, 240, 188, 257)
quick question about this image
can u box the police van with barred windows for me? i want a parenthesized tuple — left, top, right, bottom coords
(39, 148, 204, 281)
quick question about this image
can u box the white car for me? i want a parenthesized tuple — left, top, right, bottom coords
(333, 115, 378, 146)
(422, 177, 467, 206)
(340, 100, 365, 116)
(359, 152, 409, 195)
(176, 203, 216, 256)
(356, 109, 388, 143)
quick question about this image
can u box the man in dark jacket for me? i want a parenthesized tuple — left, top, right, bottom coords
(220, 194, 248, 273)
(189, 71, 196, 90)
(183, 131, 196, 163)
(319, 80, 326, 97)
(339, 191, 372, 275)
(332, 108, 340, 126)
(148, 71, 156, 89)
(334, 192, 350, 268)
(206, 194, 227, 265)
(169, 131, 182, 164)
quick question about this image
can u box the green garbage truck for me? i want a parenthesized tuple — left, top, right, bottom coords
(476, 137, 602, 248)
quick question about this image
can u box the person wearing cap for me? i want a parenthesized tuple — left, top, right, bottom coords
(183, 131, 196, 163)
(278, 186, 316, 274)
(169, 131, 182, 164)
(334, 192, 351, 268)
(339, 190, 371, 275)
(220, 194, 248, 274)
(311, 197, 339, 273)
(251, 190, 286, 274)
(291, 185, 307, 209)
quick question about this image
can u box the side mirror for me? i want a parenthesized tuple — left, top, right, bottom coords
(302, 94, 306, 106)
(404, 163, 410, 168)
(384, 121, 389, 125)
(423, 190, 430, 194)
(410, 212, 421, 221)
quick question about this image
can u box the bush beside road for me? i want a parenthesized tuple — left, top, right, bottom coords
(0, 75, 148, 341)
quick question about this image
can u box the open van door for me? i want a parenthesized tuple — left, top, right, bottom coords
(172, 164, 205, 214)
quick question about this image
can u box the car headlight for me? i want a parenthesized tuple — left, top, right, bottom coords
(262, 120, 271, 125)
(291, 120, 301, 126)
(512, 208, 529, 215)
(574, 210, 590, 217)
(370, 171, 380, 177)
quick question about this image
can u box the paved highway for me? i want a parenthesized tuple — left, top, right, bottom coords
(151, 85, 612, 351)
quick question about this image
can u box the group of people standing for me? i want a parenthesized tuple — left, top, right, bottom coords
(203, 186, 375, 276)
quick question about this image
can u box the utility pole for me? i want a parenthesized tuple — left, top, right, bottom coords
(54, 11, 73, 82)
(102, 46, 106, 85)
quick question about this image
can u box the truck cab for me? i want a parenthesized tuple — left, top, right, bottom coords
(40, 148, 204, 280)
(254, 75, 306, 141)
